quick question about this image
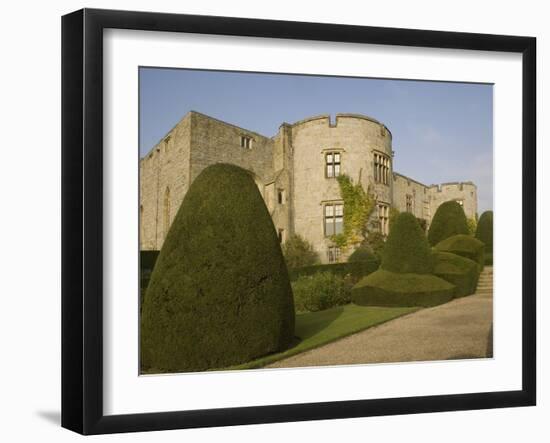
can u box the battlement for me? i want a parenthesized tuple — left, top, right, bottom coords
(283, 113, 392, 138)
(429, 181, 477, 192)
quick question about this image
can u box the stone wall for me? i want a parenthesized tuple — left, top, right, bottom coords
(139, 114, 192, 250)
(392, 173, 432, 221)
(429, 182, 478, 221)
(290, 114, 393, 263)
(140, 111, 479, 260)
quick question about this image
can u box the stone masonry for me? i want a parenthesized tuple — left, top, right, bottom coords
(140, 111, 477, 263)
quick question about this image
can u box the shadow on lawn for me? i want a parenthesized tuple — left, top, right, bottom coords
(294, 305, 344, 342)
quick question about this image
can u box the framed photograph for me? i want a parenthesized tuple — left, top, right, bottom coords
(61, 8, 536, 435)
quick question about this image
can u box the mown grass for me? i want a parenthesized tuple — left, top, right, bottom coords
(226, 304, 418, 370)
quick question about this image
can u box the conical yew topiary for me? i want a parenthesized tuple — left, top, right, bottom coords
(427, 200, 469, 246)
(475, 211, 493, 253)
(381, 212, 434, 274)
(141, 164, 295, 372)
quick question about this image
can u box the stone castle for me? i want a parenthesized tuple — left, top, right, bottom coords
(140, 111, 477, 263)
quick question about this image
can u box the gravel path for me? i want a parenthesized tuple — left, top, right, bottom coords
(268, 267, 493, 368)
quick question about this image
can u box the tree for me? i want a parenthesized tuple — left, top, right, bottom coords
(348, 245, 377, 263)
(141, 164, 295, 372)
(357, 231, 386, 262)
(282, 235, 320, 269)
(381, 212, 434, 274)
(427, 200, 469, 246)
(475, 211, 493, 253)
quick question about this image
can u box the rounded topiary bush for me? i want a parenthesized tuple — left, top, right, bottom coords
(434, 234, 485, 270)
(348, 245, 377, 263)
(475, 211, 493, 265)
(351, 269, 455, 307)
(141, 164, 295, 372)
(433, 251, 480, 297)
(428, 201, 470, 246)
(381, 212, 434, 274)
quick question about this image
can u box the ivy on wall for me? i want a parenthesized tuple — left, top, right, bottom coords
(331, 174, 375, 249)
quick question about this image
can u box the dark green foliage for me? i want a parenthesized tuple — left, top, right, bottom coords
(140, 250, 160, 273)
(433, 251, 480, 298)
(292, 272, 353, 312)
(140, 251, 160, 310)
(381, 212, 434, 274)
(282, 234, 320, 269)
(484, 252, 493, 266)
(352, 269, 455, 307)
(475, 211, 493, 253)
(388, 207, 401, 233)
(348, 245, 377, 263)
(427, 201, 470, 246)
(141, 164, 295, 372)
(288, 259, 379, 284)
(362, 231, 386, 261)
(434, 234, 485, 270)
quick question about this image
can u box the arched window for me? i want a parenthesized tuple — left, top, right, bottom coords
(163, 187, 171, 238)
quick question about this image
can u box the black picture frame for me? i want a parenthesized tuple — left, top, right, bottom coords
(61, 8, 536, 435)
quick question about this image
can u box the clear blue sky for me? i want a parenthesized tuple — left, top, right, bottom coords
(140, 68, 493, 213)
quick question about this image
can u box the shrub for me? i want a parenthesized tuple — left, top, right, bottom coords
(434, 234, 485, 270)
(475, 211, 493, 254)
(288, 259, 379, 284)
(381, 212, 434, 274)
(348, 245, 377, 263)
(352, 269, 455, 307)
(484, 252, 493, 266)
(389, 207, 401, 233)
(433, 251, 480, 297)
(282, 234, 320, 269)
(467, 217, 477, 235)
(292, 272, 353, 312)
(428, 201, 470, 246)
(141, 164, 295, 372)
(362, 231, 386, 261)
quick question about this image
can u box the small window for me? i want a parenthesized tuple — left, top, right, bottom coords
(324, 203, 344, 236)
(327, 246, 341, 263)
(278, 229, 285, 243)
(378, 203, 390, 236)
(277, 189, 285, 205)
(325, 152, 341, 178)
(240, 135, 252, 149)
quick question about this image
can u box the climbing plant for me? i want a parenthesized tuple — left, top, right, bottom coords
(331, 174, 375, 249)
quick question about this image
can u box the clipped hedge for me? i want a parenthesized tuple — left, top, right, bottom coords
(352, 269, 455, 307)
(484, 252, 493, 266)
(428, 201, 469, 246)
(434, 234, 485, 270)
(141, 164, 295, 372)
(433, 251, 480, 298)
(289, 258, 379, 283)
(292, 272, 353, 312)
(381, 212, 434, 274)
(475, 210, 493, 253)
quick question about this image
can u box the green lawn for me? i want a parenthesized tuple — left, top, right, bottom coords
(227, 304, 418, 370)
